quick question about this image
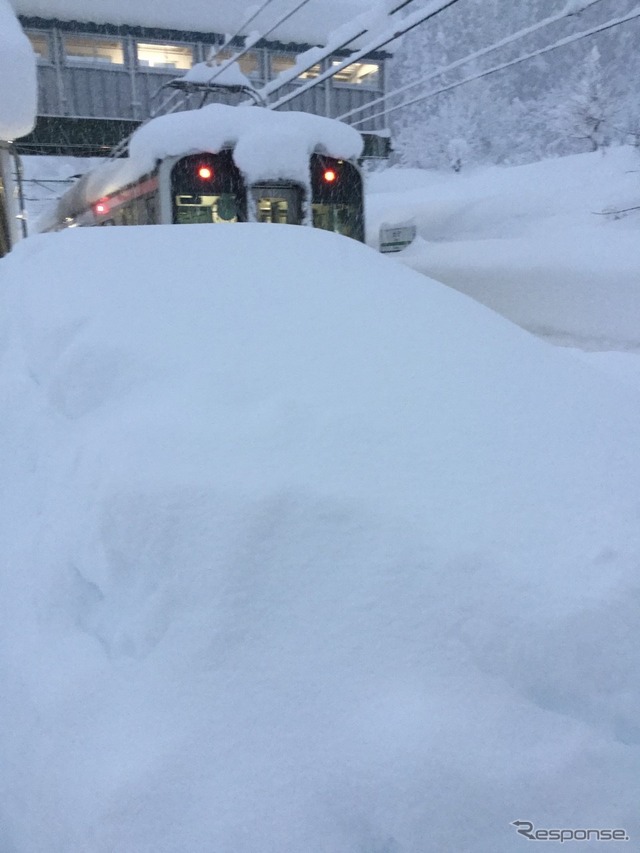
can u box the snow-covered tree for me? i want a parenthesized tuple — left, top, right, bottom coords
(544, 45, 618, 153)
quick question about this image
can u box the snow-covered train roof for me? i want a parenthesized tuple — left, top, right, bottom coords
(52, 105, 364, 223)
(0, 0, 37, 140)
(10, 0, 377, 48)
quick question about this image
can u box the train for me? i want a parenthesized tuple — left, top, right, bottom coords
(45, 104, 365, 242)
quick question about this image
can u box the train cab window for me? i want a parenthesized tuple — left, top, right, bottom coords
(175, 194, 239, 224)
(63, 35, 124, 66)
(250, 185, 302, 225)
(310, 155, 364, 242)
(171, 151, 246, 224)
(137, 42, 193, 71)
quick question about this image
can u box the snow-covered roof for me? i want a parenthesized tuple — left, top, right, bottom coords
(52, 104, 363, 222)
(0, 0, 37, 140)
(10, 0, 377, 47)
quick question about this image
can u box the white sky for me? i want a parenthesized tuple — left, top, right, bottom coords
(10, 0, 378, 46)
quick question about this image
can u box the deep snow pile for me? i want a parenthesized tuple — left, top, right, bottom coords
(1, 224, 639, 852)
(367, 146, 640, 350)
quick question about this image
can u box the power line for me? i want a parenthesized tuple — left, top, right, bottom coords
(205, 0, 281, 62)
(336, 0, 609, 123)
(201, 0, 316, 89)
(253, 0, 420, 104)
(267, 0, 464, 111)
(108, 0, 316, 157)
(350, 4, 640, 127)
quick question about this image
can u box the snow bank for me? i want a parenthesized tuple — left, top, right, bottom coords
(10, 0, 375, 47)
(0, 0, 37, 140)
(1, 223, 639, 851)
(367, 146, 640, 350)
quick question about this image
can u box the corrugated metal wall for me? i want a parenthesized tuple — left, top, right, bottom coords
(23, 23, 386, 131)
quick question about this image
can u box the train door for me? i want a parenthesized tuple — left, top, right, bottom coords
(249, 184, 303, 225)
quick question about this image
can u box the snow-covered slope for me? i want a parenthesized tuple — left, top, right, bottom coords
(367, 146, 640, 350)
(1, 223, 639, 851)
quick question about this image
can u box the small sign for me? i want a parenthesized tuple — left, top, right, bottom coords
(379, 221, 416, 253)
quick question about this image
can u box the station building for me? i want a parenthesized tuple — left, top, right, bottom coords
(10, 0, 390, 157)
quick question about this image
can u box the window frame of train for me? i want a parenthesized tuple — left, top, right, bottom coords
(310, 154, 364, 242)
(169, 151, 247, 225)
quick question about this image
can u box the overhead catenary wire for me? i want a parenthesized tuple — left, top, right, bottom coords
(205, 0, 281, 62)
(267, 0, 464, 111)
(253, 0, 420, 103)
(349, 4, 640, 127)
(201, 0, 316, 89)
(336, 0, 609, 123)
(108, 0, 316, 157)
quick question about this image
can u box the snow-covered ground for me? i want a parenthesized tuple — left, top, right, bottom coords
(367, 146, 640, 354)
(1, 211, 639, 851)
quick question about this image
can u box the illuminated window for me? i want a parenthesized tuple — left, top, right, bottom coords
(63, 35, 124, 65)
(270, 53, 320, 81)
(137, 42, 194, 71)
(214, 49, 261, 80)
(331, 61, 380, 87)
(26, 31, 50, 62)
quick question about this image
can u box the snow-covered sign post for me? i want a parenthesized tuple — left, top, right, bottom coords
(0, 0, 37, 253)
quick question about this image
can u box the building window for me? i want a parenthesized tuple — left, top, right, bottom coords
(137, 42, 194, 71)
(63, 35, 124, 66)
(331, 61, 380, 87)
(214, 49, 262, 81)
(269, 53, 320, 81)
(25, 31, 51, 62)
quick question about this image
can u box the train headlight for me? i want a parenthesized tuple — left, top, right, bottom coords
(94, 200, 109, 215)
(197, 165, 214, 180)
(323, 168, 337, 183)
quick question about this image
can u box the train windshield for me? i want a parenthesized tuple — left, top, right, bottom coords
(310, 154, 364, 242)
(171, 151, 246, 224)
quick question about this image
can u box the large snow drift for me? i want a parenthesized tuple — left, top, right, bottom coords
(0, 0, 37, 140)
(1, 223, 639, 851)
(368, 146, 640, 350)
